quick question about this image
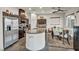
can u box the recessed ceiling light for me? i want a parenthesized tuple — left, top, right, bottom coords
(29, 8, 32, 10)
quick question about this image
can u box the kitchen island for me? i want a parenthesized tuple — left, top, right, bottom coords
(26, 29, 47, 51)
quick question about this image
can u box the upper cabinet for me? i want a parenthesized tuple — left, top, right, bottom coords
(37, 16, 46, 28)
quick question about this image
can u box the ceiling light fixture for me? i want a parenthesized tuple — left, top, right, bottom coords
(29, 8, 32, 10)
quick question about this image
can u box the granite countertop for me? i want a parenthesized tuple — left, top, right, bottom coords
(27, 28, 45, 34)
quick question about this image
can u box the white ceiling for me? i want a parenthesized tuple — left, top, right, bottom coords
(17, 7, 79, 14)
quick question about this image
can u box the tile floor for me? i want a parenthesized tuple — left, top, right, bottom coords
(48, 33, 73, 49)
(5, 33, 74, 51)
(48, 33, 74, 51)
(5, 37, 26, 51)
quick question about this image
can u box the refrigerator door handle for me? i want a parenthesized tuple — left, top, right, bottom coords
(7, 25, 11, 31)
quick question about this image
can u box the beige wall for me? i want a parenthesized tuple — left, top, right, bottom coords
(0, 7, 18, 51)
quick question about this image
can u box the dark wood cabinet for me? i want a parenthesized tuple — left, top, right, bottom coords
(18, 9, 29, 39)
(19, 18, 29, 39)
(37, 19, 46, 28)
(37, 19, 46, 24)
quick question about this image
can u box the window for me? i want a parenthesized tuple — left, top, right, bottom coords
(66, 15, 76, 28)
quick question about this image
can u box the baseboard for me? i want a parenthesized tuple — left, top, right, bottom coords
(0, 49, 4, 51)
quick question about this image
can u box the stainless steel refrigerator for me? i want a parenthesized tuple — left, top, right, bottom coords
(3, 16, 19, 48)
(73, 26, 79, 50)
